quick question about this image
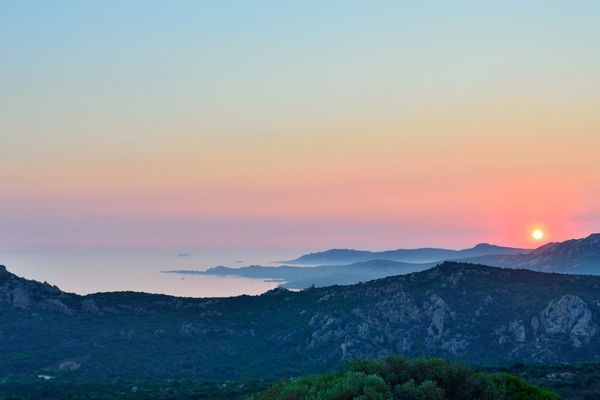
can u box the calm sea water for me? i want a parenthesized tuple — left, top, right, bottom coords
(0, 250, 299, 298)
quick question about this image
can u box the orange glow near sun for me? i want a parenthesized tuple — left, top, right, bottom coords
(532, 229, 545, 241)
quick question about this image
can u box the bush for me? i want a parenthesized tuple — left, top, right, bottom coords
(250, 357, 557, 400)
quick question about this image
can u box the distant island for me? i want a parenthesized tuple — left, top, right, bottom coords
(164, 260, 433, 289)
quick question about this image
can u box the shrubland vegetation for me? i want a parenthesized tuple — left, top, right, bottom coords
(4, 262, 600, 381)
(7, 358, 600, 399)
(498, 363, 600, 400)
(251, 357, 557, 400)
(0, 376, 271, 399)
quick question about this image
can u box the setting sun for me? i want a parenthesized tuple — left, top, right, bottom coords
(532, 229, 545, 241)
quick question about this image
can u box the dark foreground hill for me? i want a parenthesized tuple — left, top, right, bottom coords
(2, 262, 600, 380)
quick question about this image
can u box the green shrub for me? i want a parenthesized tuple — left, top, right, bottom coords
(250, 357, 557, 400)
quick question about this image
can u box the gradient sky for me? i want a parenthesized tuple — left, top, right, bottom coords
(1, 1, 599, 252)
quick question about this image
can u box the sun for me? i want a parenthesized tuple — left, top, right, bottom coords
(532, 229, 544, 241)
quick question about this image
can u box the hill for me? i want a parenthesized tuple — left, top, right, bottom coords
(462, 233, 600, 274)
(2, 262, 600, 380)
(166, 234, 600, 288)
(283, 243, 530, 265)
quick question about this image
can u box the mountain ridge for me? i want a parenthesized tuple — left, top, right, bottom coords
(3, 261, 600, 380)
(460, 233, 600, 274)
(282, 243, 531, 265)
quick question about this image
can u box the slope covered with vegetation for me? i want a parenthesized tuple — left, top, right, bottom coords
(3, 262, 600, 380)
(0, 358, 562, 400)
(251, 357, 556, 400)
(497, 363, 600, 400)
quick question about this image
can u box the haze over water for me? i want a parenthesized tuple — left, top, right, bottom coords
(0, 250, 297, 297)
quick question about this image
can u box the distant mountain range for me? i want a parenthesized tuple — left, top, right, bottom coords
(461, 233, 600, 274)
(281, 243, 531, 265)
(3, 261, 600, 380)
(167, 235, 600, 287)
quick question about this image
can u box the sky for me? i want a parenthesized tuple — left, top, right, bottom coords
(1, 1, 599, 253)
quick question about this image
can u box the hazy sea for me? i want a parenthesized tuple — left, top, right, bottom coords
(0, 249, 299, 298)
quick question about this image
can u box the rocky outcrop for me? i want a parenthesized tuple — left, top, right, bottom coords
(0, 266, 75, 313)
(7, 287, 30, 309)
(509, 320, 526, 342)
(424, 295, 452, 338)
(495, 320, 526, 346)
(541, 294, 596, 347)
(58, 360, 81, 371)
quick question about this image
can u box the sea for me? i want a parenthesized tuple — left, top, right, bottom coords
(0, 249, 300, 298)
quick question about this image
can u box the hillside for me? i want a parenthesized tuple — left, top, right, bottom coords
(0, 358, 565, 400)
(2, 262, 600, 380)
(462, 233, 600, 274)
(283, 243, 530, 265)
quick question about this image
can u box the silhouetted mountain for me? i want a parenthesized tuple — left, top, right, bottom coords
(3, 262, 600, 380)
(282, 243, 530, 265)
(461, 233, 600, 274)
(165, 259, 433, 289)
